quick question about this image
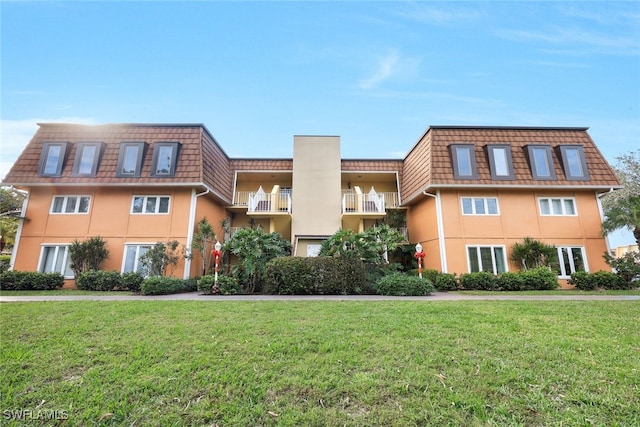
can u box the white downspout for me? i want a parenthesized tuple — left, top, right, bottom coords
(9, 190, 30, 271)
(184, 188, 210, 279)
(423, 190, 448, 273)
(596, 188, 614, 255)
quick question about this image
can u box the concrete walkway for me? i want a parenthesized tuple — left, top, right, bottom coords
(1, 292, 639, 302)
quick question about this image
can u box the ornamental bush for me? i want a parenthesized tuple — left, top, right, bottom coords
(76, 270, 122, 291)
(459, 271, 499, 291)
(374, 272, 434, 296)
(263, 256, 314, 295)
(519, 267, 558, 290)
(0, 271, 64, 290)
(569, 270, 626, 290)
(141, 277, 193, 295)
(120, 272, 144, 292)
(198, 275, 242, 295)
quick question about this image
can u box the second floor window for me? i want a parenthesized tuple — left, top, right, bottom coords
(39, 142, 68, 176)
(451, 144, 478, 179)
(487, 145, 514, 180)
(461, 197, 499, 215)
(73, 142, 102, 176)
(131, 195, 170, 214)
(539, 197, 576, 216)
(527, 145, 557, 180)
(151, 142, 180, 177)
(116, 142, 146, 177)
(559, 145, 589, 180)
(51, 196, 91, 214)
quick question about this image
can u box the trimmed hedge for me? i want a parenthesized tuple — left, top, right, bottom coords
(459, 271, 498, 291)
(263, 255, 366, 295)
(0, 271, 64, 290)
(460, 267, 559, 291)
(423, 269, 459, 291)
(375, 272, 435, 296)
(0, 255, 11, 273)
(76, 270, 144, 292)
(569, 270, 630, 290)
(198, 275, 242, 295)
(140, 277, 197, 295)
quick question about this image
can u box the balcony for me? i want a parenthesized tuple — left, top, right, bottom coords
(341, 188, 399, 216)
(232, 187, 291, 215)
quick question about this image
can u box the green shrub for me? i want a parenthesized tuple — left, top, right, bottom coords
(520, 267, 558, 290)
(569, 270, 626, 290)
(76, 270, 122, 291)
(310, 256, 366, 295)
(459, 271, 498, 291)
(0, 271, 64, 290)
(215, 275, 242, 295)
(605, 250, 640, 285)
(0, 255, 11, 273)
(435, 273, 458, 291)
(497, 271, 526, 291)
(121, 272, 144, 292)
(374, 272, 434, 296)
(264, 256, 314, 295)
(198, 275, 216, 295)
(140, 277, 192, 295)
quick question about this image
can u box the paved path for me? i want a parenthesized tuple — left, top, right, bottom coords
(1, 292, 638, 302)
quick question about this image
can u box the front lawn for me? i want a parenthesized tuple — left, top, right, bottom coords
(1, 301, 638, 426)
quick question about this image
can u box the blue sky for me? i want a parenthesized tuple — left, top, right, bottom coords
(1, 1, 639, 245)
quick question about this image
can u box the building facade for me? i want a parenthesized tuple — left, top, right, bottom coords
(2, 123, 620, 287)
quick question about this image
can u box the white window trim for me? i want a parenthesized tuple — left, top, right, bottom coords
(50, 195, 91, 214)
(121, 243, 154, 276)
(461, 197, 500, 215)
(37, 244, 73, 278)
(554, 246, 588, 278)
(466, 245, 508, 274)
(538, 197, 577, 216)
(130, 195, 171, 215)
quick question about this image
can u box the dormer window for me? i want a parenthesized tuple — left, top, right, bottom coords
(487, 145, 514, 180)
(116, 142, 146, 177)
(527, 145, 556, 180)
(559, 145, 589, 181)
(151, 142, 180, 177)
(72, 142, 102, 176)
(38, 142, 68, 176)
(451, 144, 478, 180)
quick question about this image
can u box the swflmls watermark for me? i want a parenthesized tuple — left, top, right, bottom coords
(2, 409, 69, 421)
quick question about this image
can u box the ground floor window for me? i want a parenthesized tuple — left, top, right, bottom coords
(39, 245, 73, 277)
(467, 245, 507, 274)
(122, 244, 152, 275)
(550, 246, 586, 278)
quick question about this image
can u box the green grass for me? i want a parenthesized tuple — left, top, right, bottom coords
(454, 289, 640, 296)
(1, 301, 639, 426)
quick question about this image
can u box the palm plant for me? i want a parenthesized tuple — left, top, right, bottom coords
(509, 237, 556, 271)
(602, 195, 640, 246)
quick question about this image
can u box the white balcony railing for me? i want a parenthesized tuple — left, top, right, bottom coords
(341, 189, 399, 213)
(248, 191, 291, 213)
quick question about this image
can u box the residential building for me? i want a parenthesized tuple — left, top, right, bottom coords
(2, 124, 620, 287)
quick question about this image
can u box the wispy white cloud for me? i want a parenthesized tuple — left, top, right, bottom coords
(394, 3, 486, 26)
(1, 117, 98, 180)
(358, 51, 401, 90)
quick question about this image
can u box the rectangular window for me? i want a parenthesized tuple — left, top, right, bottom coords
(550, 246, 587, 278)
(151, 142, 180, 177)
(451, 144, 478, 179)
(527, 145, 556, 180)
(50, 196, 91, 214)
(39, 245, 73, 277)
(131, 195, 170, 214)
(72, 142, 102, 176)
(122, 244, 152, 276)
(38, 142, 68, 176)
(487, 145, 514, 180)
(461, 197, 499, 215)
(538, 197, 576, 216)
(116, 142, 146, 177)
(559, 145, 589, 180)
(467, 245, 507, 274)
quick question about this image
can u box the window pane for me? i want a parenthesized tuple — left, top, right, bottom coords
(457, 147, 472, 176)
(136, 246, 150, 275)
(122, 145, 139, 174)
(532, 148, 551, 177)
(479, 247, 493, 272)
(462, 198, 473, 214)
(539, 199, 550, 215)
(551, 199, 562, 215)
(487, 198, 498, 214)
(52, 197, 64, 213)
(41, 247, 55, 272)
(571, 248, 585, 272)
(474, 198, 485, 214)
(145, 197, 157, 213)
(159, 197, 170, 213)
(156, 146, 173, 174)
(124, 246, 137, 273)
(563, 199, 575, 215)
(468, 247, 480, 272)
(492, 148, 509, 176)
(561, 247, 571, 276)
(565, 148, 583, 177)
(78, 197, 90, 213)
(44, 145, 61, 174)
(132, 197, 144, 213)
(494, 247, 506, 273)
(78, 145, 96, 174)
(65, 196, 77, 213)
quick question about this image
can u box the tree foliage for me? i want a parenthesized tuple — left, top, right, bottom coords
(224, 227, 291, 293)
(602, 150, 640, 245)
(139, 240, 182, 277)
(68, 236, 110, 279)
(319, 224, 405, 264)
(0, 187, 27, 251)
(509, 237, 556, 271)
(191, 217, 216, 275)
